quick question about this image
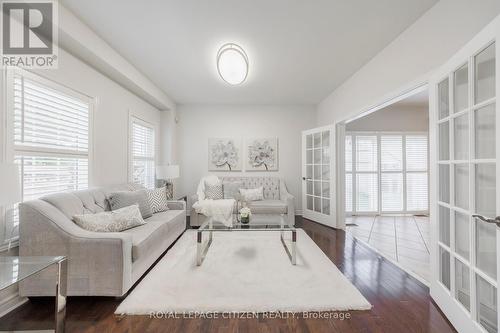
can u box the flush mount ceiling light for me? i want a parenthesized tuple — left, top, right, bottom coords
(216, 43, 249, 85)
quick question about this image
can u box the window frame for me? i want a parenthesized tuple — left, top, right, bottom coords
(2, 68, 94, 246)
(128, 114, 156, 189)
(346, 131, 429, 215)
(6, 68, 95, 195)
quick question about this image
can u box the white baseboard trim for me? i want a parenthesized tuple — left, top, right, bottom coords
(0, 291, 28, 318)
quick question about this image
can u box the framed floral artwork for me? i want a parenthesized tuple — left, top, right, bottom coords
(246, 138, 279, 171)
(208, 138, 242, 171)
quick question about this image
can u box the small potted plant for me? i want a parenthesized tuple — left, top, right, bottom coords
(239, 206, 251, 224)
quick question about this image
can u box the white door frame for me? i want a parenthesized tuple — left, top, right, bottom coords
(302, 125, 336, 228)
(334, 83, 429, 227)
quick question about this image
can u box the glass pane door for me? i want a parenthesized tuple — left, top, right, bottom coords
(302, 127, 335, 227)
(434, 41, 498, 333)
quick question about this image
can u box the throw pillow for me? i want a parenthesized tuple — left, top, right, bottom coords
(223, 181, 243, 199)
(240, 187, 264, 201)
(73, 205, 145, 232)
(146, 187, 169, 213)
(108, 190, 153, 219)
(205, 183, 223, 200)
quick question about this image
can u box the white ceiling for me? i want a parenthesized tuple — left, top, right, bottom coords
(61, 0, 437, 105)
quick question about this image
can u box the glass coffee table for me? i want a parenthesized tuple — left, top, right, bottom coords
(0, 256, 67, 333)
(196, 214, 296, 266)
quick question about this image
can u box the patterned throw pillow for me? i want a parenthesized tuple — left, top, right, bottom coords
(108, 190, 153, 219)
(240, 187, 264, 201)
(73, 205, 146, 232)
(147, 187, 169, 213)
(205, 184, 223, 200)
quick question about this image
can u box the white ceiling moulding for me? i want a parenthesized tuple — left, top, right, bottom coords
(55, 4, 175, 111)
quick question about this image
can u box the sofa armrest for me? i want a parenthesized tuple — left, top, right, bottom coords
(19, 200, 133, 296)
(167, 200, 186, 211)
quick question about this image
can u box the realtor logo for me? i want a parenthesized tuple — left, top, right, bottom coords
(1, 0, 58, 68)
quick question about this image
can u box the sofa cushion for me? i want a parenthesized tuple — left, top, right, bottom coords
(42, 192, 86, 219)
(73, 189, 108, 213)
(122, 210, 185, 261)
(222, 177, 280, 200)
(73, 204, 145, 232)
(223, 181, 242, 199)
(108, 190, 153, 219)
(247, 200, 287, 214)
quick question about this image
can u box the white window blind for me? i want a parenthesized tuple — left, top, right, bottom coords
(381, 173, 403, 211)
(406, 135, 428, 171)
(13, 72, 90, 202)
(406, 135, 428, 211)
(347, 132, 428, 214)
(131, 119, 155, 189)
(356, 173, 378, 212)
(356, 136, 377, 172)
(381, 135, 403, 171)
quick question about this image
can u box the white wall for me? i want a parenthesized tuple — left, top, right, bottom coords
(177, 105, 316, 212)
(24, 48, 164, 187)
(317, 0, 500, 126)
(346, 105, 429, 132)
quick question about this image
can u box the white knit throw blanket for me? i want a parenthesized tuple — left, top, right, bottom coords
(193, 199, 235, 227)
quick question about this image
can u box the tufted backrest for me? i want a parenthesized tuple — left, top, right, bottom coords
(222, 177, 281, 200)
(40, 183, 145, 220)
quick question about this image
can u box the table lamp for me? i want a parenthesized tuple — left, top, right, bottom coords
(156, 165, 180, 199)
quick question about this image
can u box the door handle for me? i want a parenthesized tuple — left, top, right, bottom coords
(302, 177, 312, 181)
(472, 214, 500, 227)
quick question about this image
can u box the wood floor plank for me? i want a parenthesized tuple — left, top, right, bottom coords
(0, 217, 456, 333)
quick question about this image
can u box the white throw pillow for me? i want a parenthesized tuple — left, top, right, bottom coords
(73, 205, 146, 232)
(239, 187, 264, 202)
(146, 187, 169, 213)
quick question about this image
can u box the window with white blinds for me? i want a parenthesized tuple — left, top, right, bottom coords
(346, 132, 428, 214)
(13, 71, 91, 202)
(130, 118, 155, 189)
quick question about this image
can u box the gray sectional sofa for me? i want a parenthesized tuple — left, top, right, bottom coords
(190, 176, 295, 227)
(19, 183, 186, 297)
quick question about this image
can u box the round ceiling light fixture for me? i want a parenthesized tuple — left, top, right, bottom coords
(216, 43, 249, 85)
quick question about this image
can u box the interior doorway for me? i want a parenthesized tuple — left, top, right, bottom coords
(343, 88, 431, 283)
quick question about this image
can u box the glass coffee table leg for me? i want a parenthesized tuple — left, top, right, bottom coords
(197, 230, 213, 266)
(55, 258, 67, 333)
(197, 230, 203, 266)
(281, 229, 297, 265)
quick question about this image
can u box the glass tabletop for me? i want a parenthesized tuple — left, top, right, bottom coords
(0, 256, 65, 291)
(199, 214, 295, 231)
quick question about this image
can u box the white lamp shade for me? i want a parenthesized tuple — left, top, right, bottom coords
(0, 163, 21, 205)
(156, 165, 180, 180)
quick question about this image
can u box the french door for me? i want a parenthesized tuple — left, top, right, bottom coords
(301, 126, 335, 228)
(430, 16, 500, 333)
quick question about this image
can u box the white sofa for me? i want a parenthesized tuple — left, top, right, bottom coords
(190, 176, 295, 227)
(19, 183, 186, 297)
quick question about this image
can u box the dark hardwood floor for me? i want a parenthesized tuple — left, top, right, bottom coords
(0, 217, 456, 333)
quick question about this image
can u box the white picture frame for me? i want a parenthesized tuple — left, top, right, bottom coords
(208, 138, 242, 171)
(246, 138, 279, 171)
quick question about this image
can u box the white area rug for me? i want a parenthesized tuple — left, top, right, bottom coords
(116, 229, 371, 314)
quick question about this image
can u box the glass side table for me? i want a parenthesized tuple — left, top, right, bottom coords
(0, 256, 67, 333)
